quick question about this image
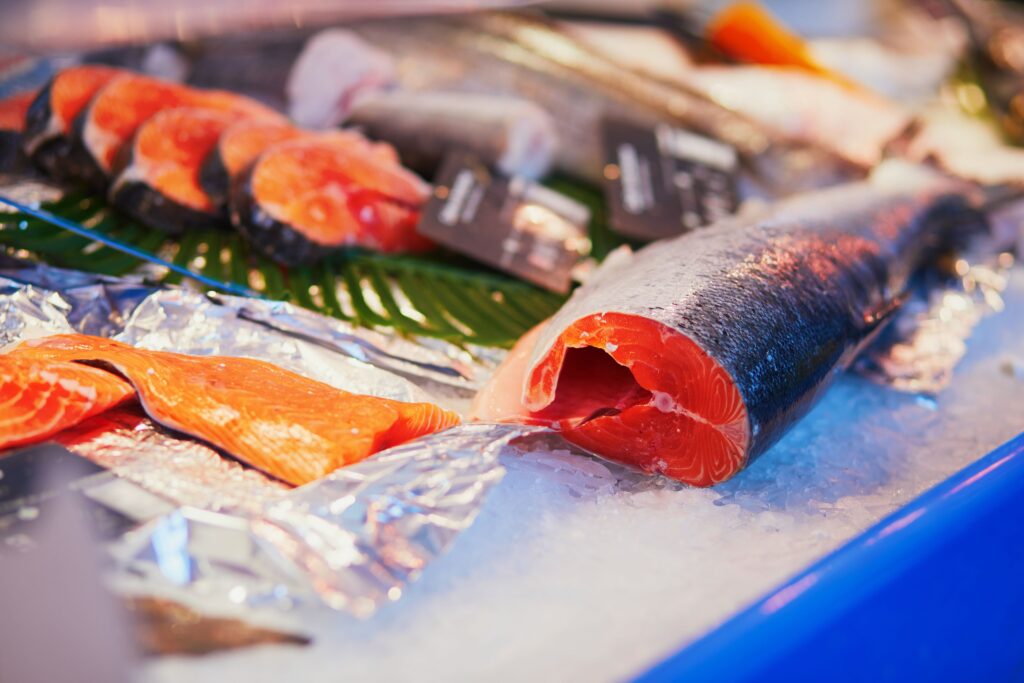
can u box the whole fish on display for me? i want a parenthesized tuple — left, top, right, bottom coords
(473, 164, 989, 486)
(326, 13, 864, 194)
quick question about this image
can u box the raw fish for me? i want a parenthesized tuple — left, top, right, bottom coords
(473, 164, 987, 485)
(0, 354, 135, 451)
(230, 135, 431, 266)
(11, 335, 459, 486)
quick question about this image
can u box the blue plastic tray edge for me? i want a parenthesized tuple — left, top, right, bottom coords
(635, 430, 1024, 683)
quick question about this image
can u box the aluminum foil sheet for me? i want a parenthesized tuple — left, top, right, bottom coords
(0, 259, 518, 620)
(855, 252, 1013, 394)
(56, 409, 289, 515)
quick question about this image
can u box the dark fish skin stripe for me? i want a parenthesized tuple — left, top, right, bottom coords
(108, 133, 225, 235)
(198, 146, 231, 212)
(534, 174, 988, 464)
(229, 166, 335, 267)
(21, 80, 52, 152)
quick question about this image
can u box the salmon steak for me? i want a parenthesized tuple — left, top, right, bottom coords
(472, 165, 987, 486)
(21, 64, 123, 180)
(9, 335, 460, 486)
(199, 118, 305, 211)
(0, 353, 135, 451)
(74, 72, 281, 189)
(230, 134, 431, 266)
(110, 107, 247, 233)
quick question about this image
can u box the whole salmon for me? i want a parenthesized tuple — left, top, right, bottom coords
(473, 164, 988, 485)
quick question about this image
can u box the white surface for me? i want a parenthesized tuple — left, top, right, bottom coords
(146, 270, 1024, 683)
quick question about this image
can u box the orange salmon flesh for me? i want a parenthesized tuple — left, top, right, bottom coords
(122, 107, 244, 212)
(6, 335, 460, 485)
(472, 314, 750, 487)
(0, 91, 38, 131)
(247, 136, 431, 252)
(0, 353, 136, 451)
(42, 65, 122, 134)
(82, 73, 281, 174)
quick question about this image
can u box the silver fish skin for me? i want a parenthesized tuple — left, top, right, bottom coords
(345, 12, 864, 193)
(475, 163, 987, 485)
(347, 90, 558, 179)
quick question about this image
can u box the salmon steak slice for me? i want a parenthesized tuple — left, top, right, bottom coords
(21, 64, 122, 179)
(0, 353, 135, 451)
(76, 72, 281, 188)
(473, 165, 985, 486)
(10, 335, 460, 486)
(230, 134, 431, 266)
(199, 118, 305, 211)
(110, 107, 246, 233)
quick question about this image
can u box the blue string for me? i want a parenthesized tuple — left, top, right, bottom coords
(0, 194, 264, 299)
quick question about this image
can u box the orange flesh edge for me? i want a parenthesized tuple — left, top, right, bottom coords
(476, 313, 750, 486)
(218, 120, 304, 177)
(48, 65, 122, 131)
(86, 74, 281, 172)
(130, 108, 241, 212)
(0, 353, 135, 451)
(707, 1, 859, 89)
(8, 335, 460, 486)
(0, 91, 38, 131)
(250, 137, 431, 252)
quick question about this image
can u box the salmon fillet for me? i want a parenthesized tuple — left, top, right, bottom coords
(0, 354, 135, 451)
(10, 335, 460, 485)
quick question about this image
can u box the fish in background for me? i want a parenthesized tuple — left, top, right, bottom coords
(288, 13, 865, 195)
(681, 66, 912, 169)
(473, 162, 990, 486)
(287, 29, 559, 180)
(347, 90, 558, 180)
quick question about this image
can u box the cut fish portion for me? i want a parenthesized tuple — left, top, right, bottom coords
(11, 335, 460, 486)
(22, 64, 122, 179)
(0, 353, 135, 451)
(474, 165, 984, 486)
(230, 135, 431, 266)
(473, 315, 749, 486)
(76, 73, 280, 188)
(110, 107, 242, 233)
(199, 119, 304, 210)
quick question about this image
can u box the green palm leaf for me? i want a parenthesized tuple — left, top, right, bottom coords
(0, 181, 616, 348)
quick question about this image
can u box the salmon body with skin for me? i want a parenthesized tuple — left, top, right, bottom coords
(0, 354, 135, 451)
(231, 135, 431, 265)
(473, 165, 986, 486)
(9, 335, 460, 485)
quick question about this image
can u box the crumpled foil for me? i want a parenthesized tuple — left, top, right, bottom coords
(854, 252, 1013, 394)
(0, 258, 521, 621)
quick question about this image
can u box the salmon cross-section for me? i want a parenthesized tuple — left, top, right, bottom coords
(473, 313, 750, 486)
